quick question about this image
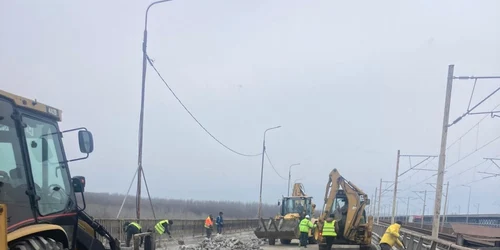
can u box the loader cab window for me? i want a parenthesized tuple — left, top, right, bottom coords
(282, 197, 312, 216)
(23, 115, 71, 216)
(0, 99, 32, 226)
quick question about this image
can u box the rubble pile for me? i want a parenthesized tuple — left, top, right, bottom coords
(178, 234, 267, 250)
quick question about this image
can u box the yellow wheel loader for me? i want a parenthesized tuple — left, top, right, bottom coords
(254, 183, 317, 245)
(0, 89, 120, 249)
(315, 169, 373, 250)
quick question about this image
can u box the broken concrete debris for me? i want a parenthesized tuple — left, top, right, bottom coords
(178, 234, 267, 250)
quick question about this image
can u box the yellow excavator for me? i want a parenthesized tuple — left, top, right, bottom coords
(0, 89, 120, 249)
(315, 169, 373, 250)
(254, 183, 317, 245)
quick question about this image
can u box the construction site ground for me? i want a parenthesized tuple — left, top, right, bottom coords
(120, 231, 379, 250)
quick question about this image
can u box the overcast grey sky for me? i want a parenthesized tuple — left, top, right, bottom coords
(1, 0, 499, 215)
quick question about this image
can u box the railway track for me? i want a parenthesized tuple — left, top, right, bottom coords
(378, 221, 492, 248)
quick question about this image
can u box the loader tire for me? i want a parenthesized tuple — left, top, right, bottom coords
(10, 236, 67, 250)
(318, 243, 329, 250)
(269, 238, 276, 245)
(280, 239, 291, 245)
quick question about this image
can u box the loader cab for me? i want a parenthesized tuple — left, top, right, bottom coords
(0, 90, 93, 248)
(281, 196, 313, 218)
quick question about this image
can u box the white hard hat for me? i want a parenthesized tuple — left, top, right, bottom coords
(305, 215, 310, 219)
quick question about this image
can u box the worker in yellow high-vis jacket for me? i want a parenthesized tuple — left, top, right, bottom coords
(299, 215, 317, 248)
(124, 221, 143, 247)
(321, 216, 340, 250)
(155, 219, 174, 242)
(380, 221, 406, 250)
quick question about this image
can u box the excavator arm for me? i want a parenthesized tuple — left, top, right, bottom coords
(317, 169, 372, 246)
(292, 183, 307, 196)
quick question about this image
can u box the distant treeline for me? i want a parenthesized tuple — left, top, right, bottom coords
(80, 192, 280, 219)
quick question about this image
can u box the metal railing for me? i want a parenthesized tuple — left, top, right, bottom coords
(377, 218, 500, 229)
(95, 218, 259, 243)
(372, 223, 477, 250)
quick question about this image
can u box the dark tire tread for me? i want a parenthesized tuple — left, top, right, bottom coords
(280, 239, 292, 245)
(10, 236, 66, 250)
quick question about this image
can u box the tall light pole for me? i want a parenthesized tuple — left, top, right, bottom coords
(406, 197, 410, 224)
(377, 179, 382, 224)
(258, 126, 281, 218)
(421, 190, 427, 229)
(462, 185, 472, 223)
(431, 66, 500, 237)
(136, 0, 173, 220)
(441, 181, 449, 232)
(391, 150, 401, 224)
(391, 152, 437, 224)
(414, 190, 428, 228)
(431, 65, 454, 237)
(287, 163, 301, 196)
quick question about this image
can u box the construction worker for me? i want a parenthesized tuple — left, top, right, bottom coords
(123, 221, 143, 247)
(380, 221, 406, 250)
(321, 216, 340, 250)
(299, 215, 317, 248)
(216, 212, 224, 234)
(155, 219, 173, 241)
(204, 214, 214, 239)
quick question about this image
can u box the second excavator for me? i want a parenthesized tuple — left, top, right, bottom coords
(315, 169, 373, 250)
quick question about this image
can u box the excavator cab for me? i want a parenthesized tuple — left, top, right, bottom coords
(0, 90, 119, 250)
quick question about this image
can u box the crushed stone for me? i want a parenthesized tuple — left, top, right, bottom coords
(178, 234, 267, 250)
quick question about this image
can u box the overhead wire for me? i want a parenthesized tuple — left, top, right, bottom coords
(264, 151, 288, 180)
(452, 174, 500, 188)
(446, 134, 500, 170)
(446, 103, 500, 150)
(400, 132, 500, 192)
(383, 157, 436, 193)
(445, 159, 488, 180)
(146, 54, 262, 157)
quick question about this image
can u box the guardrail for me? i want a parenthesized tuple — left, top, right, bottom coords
(94, 218, 259, 244)
(372, 223, 477, 250)
(379, 221, 456, 241)
(377, 218, 500, 229)
(378, 220, 494, 248)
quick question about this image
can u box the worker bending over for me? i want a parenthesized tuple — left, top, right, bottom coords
(155, 219, 174, 240)
(380, 221, 406, 250)
(204, 214, 214, 239)
(299, 215, 317, 248)
(321, 216, 339, 250)
(124, 221, 143, 247)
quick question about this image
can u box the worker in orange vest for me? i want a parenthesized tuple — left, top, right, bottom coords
(204, 214, 214, 239)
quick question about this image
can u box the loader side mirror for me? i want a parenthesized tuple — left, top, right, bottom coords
(278, 201, 281, 206)
(78, 130, 94, 154)
(366, 199, 370, 205)
(72, 176, 86, 193)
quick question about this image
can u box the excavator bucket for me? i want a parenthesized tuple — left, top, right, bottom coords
(254, 217, 299, 245)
